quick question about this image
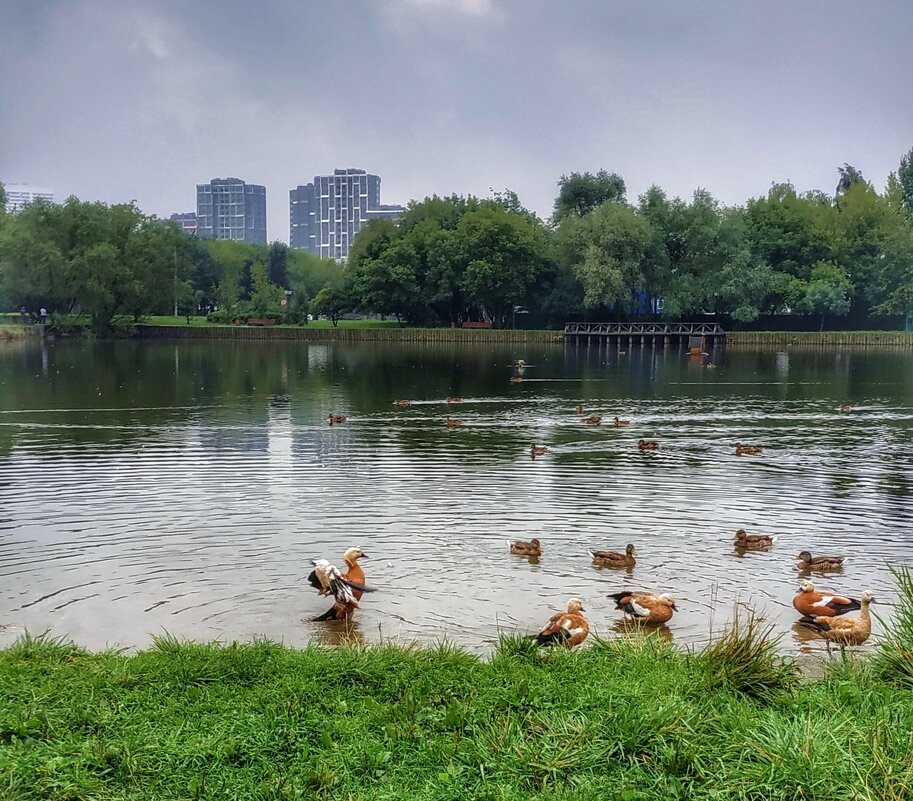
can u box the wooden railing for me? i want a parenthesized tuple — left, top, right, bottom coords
(564, 322, 724, 336)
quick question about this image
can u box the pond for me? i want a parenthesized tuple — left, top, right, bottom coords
(1, 338, 911, 655)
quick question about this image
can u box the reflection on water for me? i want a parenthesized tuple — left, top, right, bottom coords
(0, 338, 912, 655)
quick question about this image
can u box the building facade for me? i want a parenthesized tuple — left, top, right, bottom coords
(290, 169, 404, 260)
(169, 212, 198, 235)
(3, 183, 54, 213)
(196, 178, 266, 244)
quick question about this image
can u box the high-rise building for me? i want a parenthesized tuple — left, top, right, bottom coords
(196, 178, 266, 244)
(3, 183, 54, 213)
(290, 169, 404, 260)
(169, 212, 198, 235)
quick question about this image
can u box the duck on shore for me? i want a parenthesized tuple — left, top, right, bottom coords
(795, 551, 845, 571)
(792, 580, 861, 618)
(734, 529, 776, 550)
(609, 591, 677, 624)
(530, 598, 589, 648)
(508, 538, 542, 557)
(798, 590, 875, 650)
(589, 544, 636, 568)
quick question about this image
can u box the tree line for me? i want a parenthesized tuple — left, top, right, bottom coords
(2, 147, 913, 332)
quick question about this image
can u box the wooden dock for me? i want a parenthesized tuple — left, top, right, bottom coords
(563, 322, 725, 348)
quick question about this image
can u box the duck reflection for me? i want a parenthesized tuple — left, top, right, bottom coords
(310, 618, 366, 648)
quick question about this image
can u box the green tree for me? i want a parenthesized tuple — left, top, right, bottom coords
(456, 205, 549, 328)
(311, 284, 351, 327)
(247, 261, 285, 319)
(267, 241, 290, 289)
(801, 261, 853, 329)
(836, 163, 866, 199)
(553, 170, 626, 222)
(898, 147, 913, 219)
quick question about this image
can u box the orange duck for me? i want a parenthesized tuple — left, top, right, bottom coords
(608, 591, 677, 624)
(309, 547, 372, 621)
(792, 580, 861, 618)
(530, 598, 589, 648)
(798, 590, 875, 650)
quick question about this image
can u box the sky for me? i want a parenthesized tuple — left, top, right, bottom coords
(2, 0, 912, 242)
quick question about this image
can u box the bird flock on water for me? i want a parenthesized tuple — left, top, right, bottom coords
(318, 359, 871, 653)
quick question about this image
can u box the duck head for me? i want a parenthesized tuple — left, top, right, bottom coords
(734, 529, 747, 542)
(343, 547, 368, 564)
(625, 544, 636, 557)
(566, 597, 585, 613)
(861, 589, 876, 604)
(798, 580, 815, 594)
(795, 550, 812, 564)
(657, 593, 678, 611)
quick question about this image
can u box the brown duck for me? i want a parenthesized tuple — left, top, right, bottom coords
(508, 538, 541, 557)
(637, 439, 659, 451)
(798, 590, 875, 649)
(582, 416, 602, 426)
(735, 443, 763, 456)
(590, 543, 636, 568)
(609, 591, 677, 624)
(328, 414, 347, 425)
(795, 551, 845, 570)
(530, 445, 549, 458)
(734, 529, 776, 550)
(530, 598, 589, 648)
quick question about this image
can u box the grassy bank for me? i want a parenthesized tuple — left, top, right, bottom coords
(726, 330, 913, 347)
(144, 316, 404, 329)
(3, 616, 913, 800)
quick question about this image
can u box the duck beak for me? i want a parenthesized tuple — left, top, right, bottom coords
(360, 553, 369, 559)
(672, 604, 678, 611)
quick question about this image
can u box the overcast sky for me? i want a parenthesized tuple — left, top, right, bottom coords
(2, 0, 912, 241)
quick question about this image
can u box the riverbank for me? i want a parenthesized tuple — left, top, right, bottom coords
(2, 608, 913, 801)
(726, 330, 913, 348)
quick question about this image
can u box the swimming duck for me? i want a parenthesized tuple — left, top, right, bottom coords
(798, 590, 875, 649)
(792, 580, 861, 618)
(735, 443, 763, 456)
(836, 404, 852, 413)
(575, 405, 585, 414)
(637, 439, 659, 451)
(530, 445, 549, 457)
(734, 529, 776, 550)
(582, 416, 603, 426)
(508, 538, 541, 557)
(590, 543, 636, 568)
(393, 399, 412, 406)
(613, 417, 630, 427)
(795, 551, 845, 570)
(530, 598, 589, 648)
(446, 417, 462, 427)
(446, 396, 463, 403)
(510, 377, 523, 384)
(608, 591, 677, 624)
(307, 551, 375, 621)
(514, 359, 528, 369)
(328, 414, 347, 425)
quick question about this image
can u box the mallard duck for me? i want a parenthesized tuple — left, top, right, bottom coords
(613, 417, 630, 427)
(328, 413, 347, 425)
(795, 551, 845, 570)
(530, 598, 589, 648)
(446, 417, 462, 428)
(446, 396, 462, 403)
(836, 404, 852, 414)
(582, 416, 602, 426)
(590, 543, 636, 568)
(608, 591, 677, 624)
(798, 590, 875, 649)
(734, 529, 776, 550)
(735, 443, 763, 456)
(508, 538, 541, 557)
(792, 580, 861, 618)
(637, 439, 659, 451)
(530, 445, 549, 457)
(312, 547, 370, 622)
(575, 405, 585, 414)
(393, 399, 412, 406)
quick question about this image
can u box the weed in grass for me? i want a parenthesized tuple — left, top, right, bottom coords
(874, 565, 913, 687)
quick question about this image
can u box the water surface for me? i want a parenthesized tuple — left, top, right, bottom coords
(1, 338, 911, 655)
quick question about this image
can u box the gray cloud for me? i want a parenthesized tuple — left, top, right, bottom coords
(2, 0, 911, 241)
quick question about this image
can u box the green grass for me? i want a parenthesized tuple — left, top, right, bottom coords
(3, 621, 913, 801)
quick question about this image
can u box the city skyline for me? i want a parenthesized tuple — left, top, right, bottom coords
(2, 1, 912, 242)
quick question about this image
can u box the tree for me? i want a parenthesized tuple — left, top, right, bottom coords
(267, 241, 290, 289)
(836, 163, 866, 201)
(247, 261, 285, 319)
(456, 205, 549, 328)
(898, 147, 913, 218)
(802, 261, 853, 329)
(311, 285, 351, 327)
(553, 170, 626, 222)
(557, 201, 651, 312)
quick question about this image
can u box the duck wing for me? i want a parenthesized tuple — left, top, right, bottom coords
(608, 592, 653, 618)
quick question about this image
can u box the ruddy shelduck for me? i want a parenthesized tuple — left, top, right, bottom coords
(792, 580, 861, 618)
(590, 544, 636, 568)
(795, 551, 845, 571)
(798, 590, 875, 649)
(734, 529, 776, 550)
(308, 548, 375, 622)
(609, 591, 677, 624)
(508, 538, 541, 557)
(531, 598, 589, 648)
